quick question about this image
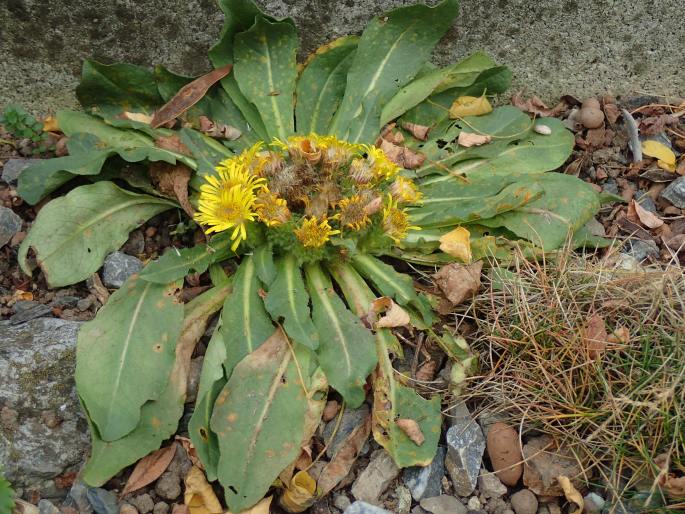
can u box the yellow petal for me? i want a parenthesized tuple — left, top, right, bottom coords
(279, 470, 317, 513)
(184, 466, 223, 514)
(439, 226, 472, 263)
(642, 140, 676, 171)
(449, 95, 493, 118)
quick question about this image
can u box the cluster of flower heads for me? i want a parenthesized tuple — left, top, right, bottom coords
(194, 134, 422, 252)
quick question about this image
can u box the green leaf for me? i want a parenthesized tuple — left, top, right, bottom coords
(264, 255, 318, 350)
(330, 0, 458, 143)
(18, 181, 175, 287)
(0, 470, 14, 514)
(189, 316, 227, 481)
(58, 111, 154, 146)
(233, 17, 299, 140)
(305, 263, 377, 408)
(253, 244, 277, 285)
(220, 256, 274, 376)
(76, 60, 162, 116)
(295, 37, 358, 134)
(76, 276, 183, 441)
(212, 328, 308, 512)
(81, 284, 230, 486)
(139, 235, 232, 284)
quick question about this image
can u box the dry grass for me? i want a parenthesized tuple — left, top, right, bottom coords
(453, 249, 684, 511)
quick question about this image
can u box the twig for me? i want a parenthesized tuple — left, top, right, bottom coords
(621, 109, 642, 163)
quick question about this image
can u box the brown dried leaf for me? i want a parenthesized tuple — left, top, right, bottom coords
(396, 418, 425, 446)
(151, 64, 233, 128)
(149, 162, 194, 218)
(557, 475, 584, 514)
(155, 135, 192, 156)
(197, 115, 242, 140)
(370, 296, 410, 328)
(639, 115, 678, 136)
(434, 261, 483, 306)
(184, 466, 222, 514)
(379, 139, 426, 169)
(457, 132, 492, 148)
(415, 360, 437, 382)
(90, 272, 110, 304)
(663, 475, 685, 499)
(627, 199, 664, 229)
(603, 102, 621, 124)
(279, 471, 317, 513)
(607, 326, 630, 345)
(55, 136, 69, 157)
(175, 435, 201, 468)
(511, 92, 568, 117)
(322, 400, 340, 422)
(400, 121, 431, 141)
(120, 443, 177, 497)
(583, 313, 608, 360)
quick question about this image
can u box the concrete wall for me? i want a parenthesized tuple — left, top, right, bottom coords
(1, 0, 683, 114)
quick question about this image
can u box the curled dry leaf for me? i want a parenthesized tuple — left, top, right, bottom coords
(607, 326, 630, 345)
(149, 162, 194, 218)
(175, 435, 202, 468)
(415, 359, 437, 382)
(120, 443, 177, 497)
(198, 115, 242, 140)
(151, 64, 233, 128)
(395, 418, 425, 446)
(642, 140, 677, 172)
(400, 121, 431, 141)
(627, 199, 664, 229)
(583, 313, 608, 360)
(279, 470, 317, 513)
(439, 226, 472, 262)
(370, 296, 410, 328)
(378, 139, 425, 169)
(511, 92, 568, 117)
(42, 116, 60, 133)
(557, 475, 584, 514)
(434, 261, 483, 306)
(449, 95, 493, 118)
(663, 475, 685, 499)
(457, 131, 492, 148)
(184, 466, 223, 514)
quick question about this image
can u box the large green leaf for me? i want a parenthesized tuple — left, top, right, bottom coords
(81, 284, 230, 486)
(233, 17, 299, 140)
(212, 328, 308, 512)
(330, 0, 458, 143)
(76, 276, 183, 441)
(304, 263, 377, 408)
(18, 181, 175, 287)
(295, 37, 358, 134)
(263, 255, 318, 350)
(220, 256, 274, 376)
(76, 60, 162, 116)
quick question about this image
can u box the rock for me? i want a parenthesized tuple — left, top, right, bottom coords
(411, 507, 430, 514)
(403, 446, 446, 500)
(467, 497, 482, 510)
(153, 502, 170, 514)
(77, 296, 95, 312)
(351, 450, 400, 503)
(661, 176, 685, 208)
(1, 159, 36, 185)
(129, 494, 155, 514)
(510, 489, 538, 514)
(155, 472, 182, 501)
(102, 251, 144, 288)
(621, 239, 659, 261)
(333, 494, 352, 512)
(38, 499, 61, 514)
(601, 179, 619, 196)
(445, 407, 485, 496)
(483, 497, 508, 514)
(120, 504, 139, 514)
(396, 485, 412, 514)
(486, 423, 523, 486)
(323, 404, 370, 459)
(477, 470, 507, 499)
(0, 318, 88, 494)
(522, 435, 583, 496)
(583, 492, 604, 513)
(419, 495, 468, 514)
(185, 357, 203, 403)
(122, 229, 146, 255)
(633, 191, 657, 213)
(87, 487, 119, 514)
(9, 300, 52, 324)
(167, 444, 193, 478)
(343, 501, 394, 514)
(0, 205, 22, 247)
(63, 482, 93, 513)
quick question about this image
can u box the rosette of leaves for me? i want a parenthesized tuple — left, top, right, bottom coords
(15, 0, 610, 511)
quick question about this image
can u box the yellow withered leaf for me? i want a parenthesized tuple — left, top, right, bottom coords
(439, 226, 472, 262)
(642, 140, 676, 172)
(280, 470, 316, 513)
(449, 95, 493, 119)
(42, 116, 60, 132)
(184, 466, 222, 514)
(557, 475, 584, 514)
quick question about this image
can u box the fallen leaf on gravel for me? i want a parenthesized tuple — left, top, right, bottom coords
(149, 162, 194, 218)
(639, 114, 678, 136)
(511, 92, 567, 117)
(227, 497, 272, 514)
(370, 296, 410, 328)
(663, 475, 685, 499)
(184, 466, 222, 514)
(522, 435, 584, 496)
(627, 199, 664, 229)
(198, 116, 242, 140)
(582, 313, 608, 360)
(152, 64, 233, 128)
(557, 475, 584, 514)
(401, 121, 431, 141)
(642, 140, 676, 172)
(434, 261, 483, 306)
(280, 471, 316, 513)
(120, 443, 177, 497)
(439, 226, 472, 262)
(449, 95, 493, 118)
(378, 139, 425, 169)
(396, 418, 425, 446)
(457, 132, 492, 148)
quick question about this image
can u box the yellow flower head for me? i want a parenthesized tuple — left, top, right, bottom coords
(203, 157, 266, 199)
(382, 196, 418, 243)
(363, 145, 401, 180)
(390, 176, 423, 204)
(195, 184, 257, 251)
(335, 194, 371, 231)
(255, 191, 291, 226)
(294, 216, 340, 248)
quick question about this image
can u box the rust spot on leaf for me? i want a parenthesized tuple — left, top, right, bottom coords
(151, 417, 161, 429)
(226, 412, 238, 423)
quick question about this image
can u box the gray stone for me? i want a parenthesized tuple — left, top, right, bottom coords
(333, 494, 352, 512)
(661, 176, 685, 208)
(396, 485, 412, 514)
(403, 446, 446, 500)
(510, 489, 538, 514)
(122, 229, 145, 255)
(633, 191, 657, 213)
(63, 482, 93, 513)
(2, 1, 684, 115)
(351, 450, 400, 503)
(129, 494, 155, 514)
(185, 357, 204, 404)
(621, 239, 659, 261)
(411, 507, 430, 514)
(344, 501, 394, 514)
(102, 251, 143, 288)
(37, 499, 61, 514)
(1, 159, 36, 185)
(154, 472, 181, 501)
(583, 493, 605, 513)
(323, 404, 370, 459)
(153, 502, 170, 514)
(52, 295, 82, 308)
(467, 497, 483, 511)
(445, 407, 485, 496)
(10, 300, 53, 325)
(87, 487, 119, 514)
(419, 495, 468, 514)
(0, 205, 22, 247)
(477, 470, 507, 499)
(0, 318, 88, 492)
(602, 179, 619, 196)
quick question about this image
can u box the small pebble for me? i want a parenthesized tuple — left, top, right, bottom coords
(155, 472, 182, 501)
(120, 504, 138, 514)
(333, 494, 352, 512)
(467, 497, 482, 510)
(153, 502, 170, 514)
(510, 489, 538, 514)
(533, 124, 552, 135)
(582, 492, 605, 513)
(130, 494, 155, 514)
